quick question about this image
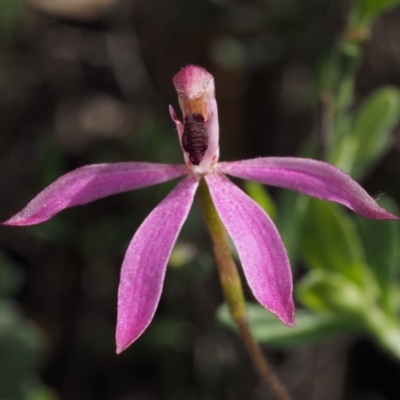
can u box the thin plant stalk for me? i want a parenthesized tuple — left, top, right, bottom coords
(197, 178, 293, 400)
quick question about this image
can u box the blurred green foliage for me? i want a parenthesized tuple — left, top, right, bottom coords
(0, 254, 56, 400)
(329, 86, 400, 178)
(218, 304, 347, 348)
(219, 193, 400, 358)
(0, 0, 23, 82)
(355, 197, 400, 312)
(353, 0, 400, 27)
(0, 0, 22, 41)
(243, 181, 277, 222)
(301, 199, 367, 283)
(219, 0, 400, 365)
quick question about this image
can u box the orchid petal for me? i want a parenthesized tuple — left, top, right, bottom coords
(4, 163, 188, 226)
(169, 104, 184, 145)
(116, 174, 199, 353)
(219, 157, 398, 220)
(205, 173, 294, 326)
(201, 97, 220, 170)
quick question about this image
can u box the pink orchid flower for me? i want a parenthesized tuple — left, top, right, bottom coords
(4, 65, 397, 354)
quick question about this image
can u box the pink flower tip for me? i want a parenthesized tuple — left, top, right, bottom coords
(172, 65, 213, 100)
(281, 301, 295, 328)
(2, 217, 30, 226)
(116, 344, 125, 355)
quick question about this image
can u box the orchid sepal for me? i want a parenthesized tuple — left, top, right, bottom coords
(205, 172, 294, 326)
(4, 162, 188, 226)
(116, 174, 199, 353)
(218, 157, 398, 220)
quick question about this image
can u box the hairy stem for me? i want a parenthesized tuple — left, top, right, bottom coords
(197, 177, 293, 400)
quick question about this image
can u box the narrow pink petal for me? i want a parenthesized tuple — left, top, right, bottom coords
(205, 173, 294, 327)
(116, 174, 199, 353)
(218, 157, 398, 220)
(4, 163, 188, 226)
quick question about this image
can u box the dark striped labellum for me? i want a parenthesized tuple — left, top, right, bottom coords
(182, 113, 208, 165)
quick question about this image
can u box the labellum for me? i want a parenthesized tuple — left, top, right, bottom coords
(182, 113, 208, 165)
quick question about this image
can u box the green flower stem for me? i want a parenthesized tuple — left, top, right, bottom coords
(197, 178, 293, 400)
(360, 306, 400, 361)
(317, 4, 364, 162)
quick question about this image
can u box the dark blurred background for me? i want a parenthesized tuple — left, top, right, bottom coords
(1, 1, 400, 399)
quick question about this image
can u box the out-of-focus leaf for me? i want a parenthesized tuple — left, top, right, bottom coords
(169, 242, 197, 268)
(317, 52, 337, 95)
(354, 0, 400, 25)
(276, 141, 318, 264)
(25, 386, 58, 400)
(301, 199, 367, 284)
(328, 134, 358, 174)
(329, 111, 354, 168)
(243, 181, 277, 221)
(0, 253, 24, 297)
(297, 271, 367, 320)
(335, 45, 362, 110)
(350, 87, 400, 178)
(355, 196, 400, 309)
(217, 303, 350, 348)
(277, 191, 309, 264)
(0, 302, 46, 398)
(144, 317, 195, 351)
(329, 87, 400, 178)
(0, 0, 23, 38)
(0, 300, 19, 331)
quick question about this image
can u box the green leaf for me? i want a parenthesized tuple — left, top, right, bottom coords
(328, 87, 400, 178)
(328, 134, 358, 174)
(243, 181, 277, 221)
(277, 191, 309, 264)
(354, 0, 400, 26)
(297, 271, 368, 319)
(300, 199, 367, 284)
(350, 87, 400, 178)
(334, 45, 362, 110)
(297, 271, 400, 361)
(0, 302, 46, 399)
(355, 196, 400, 310)
(217, 303, 350, 348)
